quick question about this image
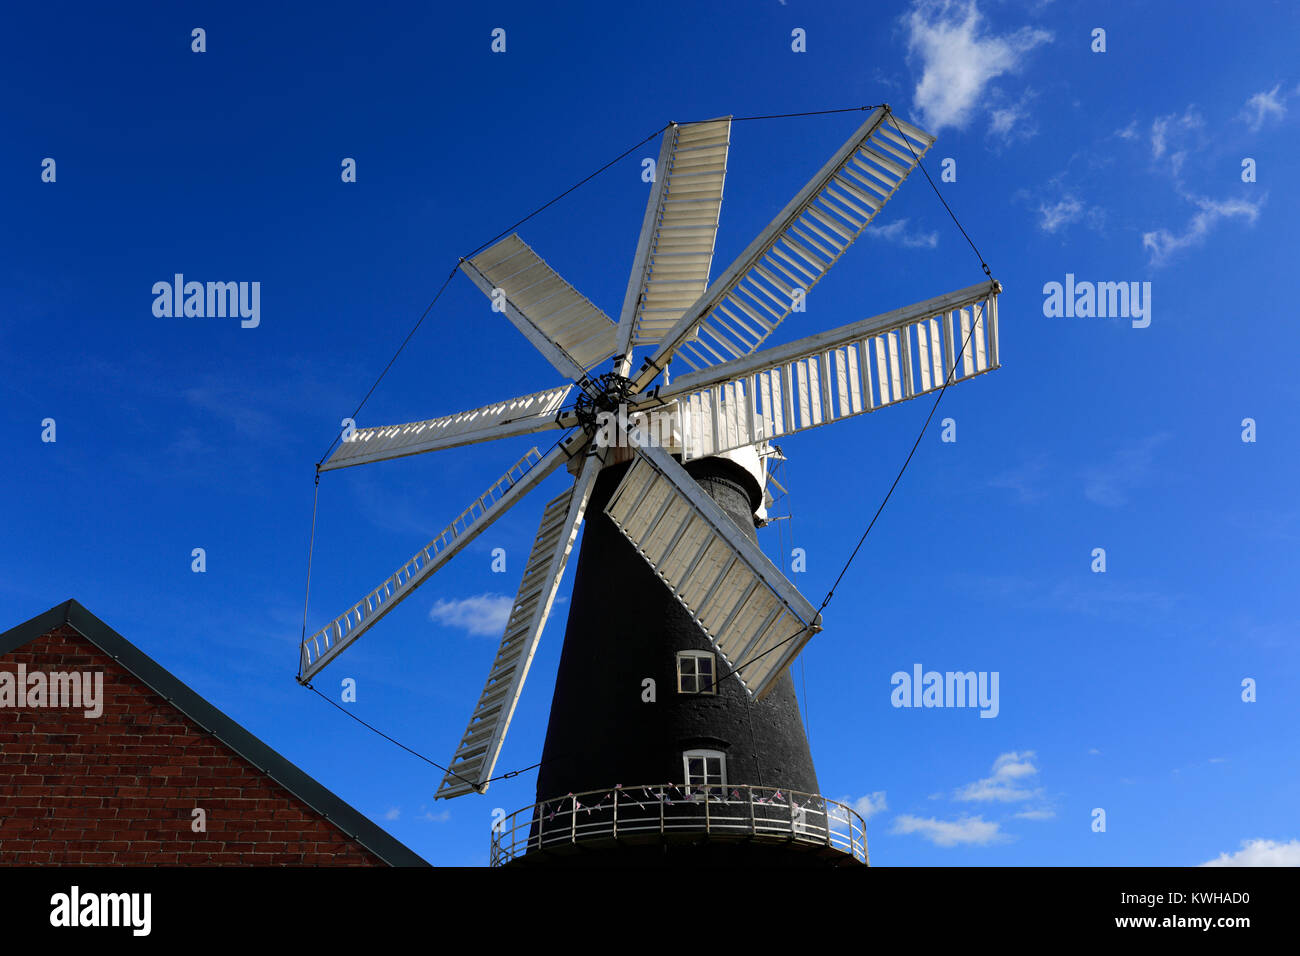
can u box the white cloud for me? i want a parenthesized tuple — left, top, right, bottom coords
(1038, 196, 1083, 233)
(429, 593, 514, 636)
(417, 805, 452, 823)
(1201, 838, 1300, 867)
(1141, 194, 1263, 266)
(850, 791, 889, 819)
(988, 90, 1039, 143)
(869, 218, 939, 248)
(891, 814, 1004, 846)
(1150, 107, 1204, 160)
(1013, 808, 1056, 821)
(1240, 85, 1287, 132)
(903, 0, 1051, 132)
(989, 103, 1026, 138)
(1115, 120, 1139, 140)
(955, 751, 1042, 803)
(384, 807, 401, 821)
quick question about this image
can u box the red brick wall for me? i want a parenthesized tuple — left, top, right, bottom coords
(0, 625, 384, 866)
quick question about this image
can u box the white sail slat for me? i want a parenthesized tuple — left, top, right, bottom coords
(300, 437, 584, 681)
(652, 281, 1001, 461)
(616, 118, 732, 354)
(435, 447, 603, 798)
(632, 108, 936, 392)
(321, 385, 573, 472)
(604, 445, 822, 699)
(463, 235, 618, 377)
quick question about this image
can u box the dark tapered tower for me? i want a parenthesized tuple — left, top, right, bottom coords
(537, 456, 817, 798)
(508, 451, 858, 866)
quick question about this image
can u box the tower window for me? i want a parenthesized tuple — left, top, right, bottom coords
(682, 749, 726, 798)
(676, 650, 717, 695)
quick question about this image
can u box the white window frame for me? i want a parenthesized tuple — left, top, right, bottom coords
(676, 650, 718, 695)
(682, 748, 727, 799)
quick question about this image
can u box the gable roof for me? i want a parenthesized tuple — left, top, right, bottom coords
(0, 599, 429, 868)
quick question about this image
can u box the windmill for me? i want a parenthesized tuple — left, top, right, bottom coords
(299, 106, 1001, 864)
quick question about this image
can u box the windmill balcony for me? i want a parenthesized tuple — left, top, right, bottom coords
(489, 784, 868, 866)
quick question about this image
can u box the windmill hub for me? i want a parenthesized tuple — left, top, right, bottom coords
(572, 372, 636, 435)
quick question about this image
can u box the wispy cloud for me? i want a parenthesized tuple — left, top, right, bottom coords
(1201, 838, 1300, 867)
(1013, 808, 1056, 821)
(869, 218, 939, 249)
(903, 0, 1051, 133)
(987, 89, 1040, 144)
(988, 454, 1049, 502)
(1118, 101, 1267, 264)
(384, 807, 401, 821)
(953, 572, 1183, 623)
(1228, 508, 1300, 543)
(1083, 433, 1171, 507)
(183, 382, 283, 443)
(1142, 194, 1264, 266)
(429, 593, 513, 636)
(891, 814, 1005, 846)
(1239, 85, 1287, 131)
(989, 103, 1026, 137)
(1150, 107, 1204, 162)
(955, 751, 1042, 803)
(1038, 196, 1083, 233)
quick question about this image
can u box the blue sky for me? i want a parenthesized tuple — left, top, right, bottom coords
(2, 0, 1297, 867)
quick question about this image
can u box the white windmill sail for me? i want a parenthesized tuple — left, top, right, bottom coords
(632, 108, 936, 392)
(300, 437, 584, 682)
(648, 280, 1000, 460)
(320, 384, 575, 472)
(603, 442, 821, 699)
(462, 235, 618, 379)
(436, 445, 605, 799)
(615, 117, 732, 361)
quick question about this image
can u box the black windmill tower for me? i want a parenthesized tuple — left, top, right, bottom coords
(298, 107, 1003, 866)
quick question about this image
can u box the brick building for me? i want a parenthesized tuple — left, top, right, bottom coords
(0, 600, 426, 866)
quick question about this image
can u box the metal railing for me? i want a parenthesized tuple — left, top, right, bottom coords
(489, 783, 868, 866)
